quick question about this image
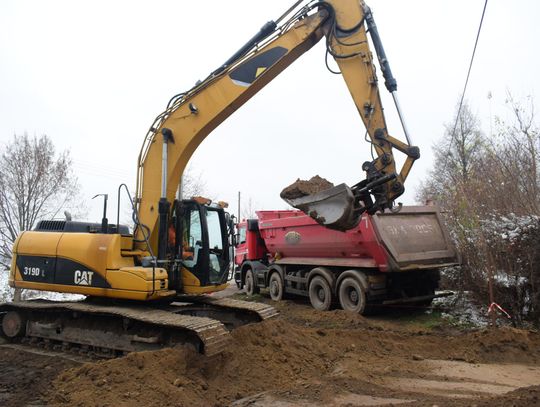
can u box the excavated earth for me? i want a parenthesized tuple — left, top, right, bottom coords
(1, 295, 540, 406)
(280, 175, 334, 200)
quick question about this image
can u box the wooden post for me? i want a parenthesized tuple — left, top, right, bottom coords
(487, 252, 497, 327)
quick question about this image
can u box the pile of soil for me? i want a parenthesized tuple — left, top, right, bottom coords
(280, 175, 334, 200)
(472, 385, 540, 407)
(0, 347, 78, 407)
(47, 300, 540, 407)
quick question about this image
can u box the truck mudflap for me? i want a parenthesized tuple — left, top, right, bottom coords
(370, 206, 459, 271)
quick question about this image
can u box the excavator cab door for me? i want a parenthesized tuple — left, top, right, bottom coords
(175, 200, 230, 287)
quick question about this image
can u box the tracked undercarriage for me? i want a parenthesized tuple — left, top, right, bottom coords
(0, 297, 278, 358)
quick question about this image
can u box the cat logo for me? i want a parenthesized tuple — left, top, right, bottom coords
(74, 270, 94, 286)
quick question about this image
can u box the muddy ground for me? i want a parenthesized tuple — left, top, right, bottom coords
(1, 288, 540, 407)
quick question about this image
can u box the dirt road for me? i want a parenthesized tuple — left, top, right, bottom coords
(1, 288, 539, 406)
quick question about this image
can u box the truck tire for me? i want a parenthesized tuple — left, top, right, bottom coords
(244, 269, 259, 296)
(309, 276, 332, 311)
(268, 272, 284, 301)
(338, 277, 367, 314)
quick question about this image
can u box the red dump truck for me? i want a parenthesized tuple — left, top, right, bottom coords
(234, 206, 458, 313)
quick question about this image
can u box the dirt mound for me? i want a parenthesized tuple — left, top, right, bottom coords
(280, 175, 334, 200)
(47, 301, 540, 407)
(460, 326, 538, 364)
(50, 346, 203, 407)
(271, 300, 372, 329)
(49, 319, 351, 407)
(442, 385, 540, 407)
(475, 385, 540, 407)
(0, 347, 79, 407)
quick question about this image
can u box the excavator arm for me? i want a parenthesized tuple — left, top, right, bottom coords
(134, 0, 419, 254)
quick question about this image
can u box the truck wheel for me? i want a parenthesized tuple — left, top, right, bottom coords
(268, 272, 284, 301)
(338, 277, 367, 314)
(309, 276, 332, 311)
(244, 269, 259, 296)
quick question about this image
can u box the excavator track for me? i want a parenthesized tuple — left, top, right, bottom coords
(181, 296, 279, 320)
(0, 298, 277, 358)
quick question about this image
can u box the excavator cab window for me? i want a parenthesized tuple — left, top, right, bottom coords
(178, 200, 230, 286)
(183, 210, 203, 265)
(206, 209, 227, 283)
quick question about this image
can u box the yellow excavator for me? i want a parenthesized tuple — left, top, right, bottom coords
(1, 0, 419, 356)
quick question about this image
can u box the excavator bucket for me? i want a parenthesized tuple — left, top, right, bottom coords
(283, 183, 360, 231)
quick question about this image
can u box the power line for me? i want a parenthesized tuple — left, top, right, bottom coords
(449, 0, 489, 145)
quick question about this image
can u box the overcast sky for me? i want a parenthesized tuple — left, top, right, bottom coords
(1, 0, 539, 223)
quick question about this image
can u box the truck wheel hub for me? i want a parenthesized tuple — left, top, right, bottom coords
(349, 289, 359, 304)
(317, 288, 325, 301)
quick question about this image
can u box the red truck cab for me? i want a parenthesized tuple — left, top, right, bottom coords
(235, 219, 267, 266)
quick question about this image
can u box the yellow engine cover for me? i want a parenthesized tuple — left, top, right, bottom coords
(10, 231, 174, 301)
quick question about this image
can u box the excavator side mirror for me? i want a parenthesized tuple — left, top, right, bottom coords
(226, 213, 236, 235)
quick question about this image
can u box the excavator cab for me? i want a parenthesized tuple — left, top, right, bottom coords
(169, 199, 231, 291)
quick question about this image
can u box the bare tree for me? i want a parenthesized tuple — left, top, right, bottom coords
(417, 101, 485, 211)
(0, 134, 79, 270)
(241, 197, 259, 220)
(443, 101, 485, 184)
(484, 93, 540, 215)
(417, 95, 540, 326)
(180, 164, 207, 199)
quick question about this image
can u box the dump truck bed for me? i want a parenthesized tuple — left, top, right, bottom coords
(256, 206, 458, 272)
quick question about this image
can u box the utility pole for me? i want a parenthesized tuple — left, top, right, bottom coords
(487, 91, 497, 328)
(238, 191, 241, 221)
